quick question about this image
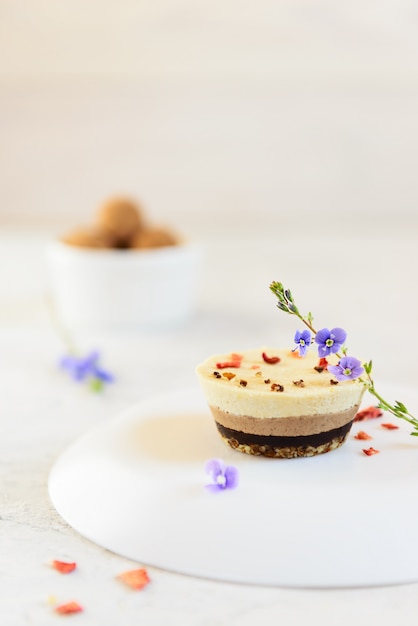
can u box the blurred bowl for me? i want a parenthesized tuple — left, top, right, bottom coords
(46, 239, 202, 331)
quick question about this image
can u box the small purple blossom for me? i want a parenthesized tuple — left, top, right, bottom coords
(328, 356, 364, 382)
(205, 458, 239, 492)
(293, 329, 311, 357)
(315, 327, 347, 357)
(59, 351, 114, 390)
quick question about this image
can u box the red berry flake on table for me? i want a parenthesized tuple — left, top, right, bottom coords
(362, 447, 380, 456)
(117, 568, 151, 590)
(381, 423, 400, 430)
(51, 560, 77, 574)
(354, 406, 384, 421)
(354, 431, 373, 441)
(54, 601, 83, 615)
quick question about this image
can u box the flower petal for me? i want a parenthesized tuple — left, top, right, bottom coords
(317, 344, 330, 358)
(315, 328, 330, 345)
(301, 330, 311, 343)
(343, 356, 363, 375)
(59, 355, 75, 369)
(205, 458, 224, 481)
(224, 465, 239, 489)
(328, 364, 346, 381)
(330, 327, 347, 344)
(93, 367, 115, 383)
(299, 343, 308, 357)
(84, 350, 100, 366)
(205, 483, 223, 492)
(328, 356, 364, 381)
(351, 364, 365, 379)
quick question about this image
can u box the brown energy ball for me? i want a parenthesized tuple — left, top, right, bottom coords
(60, 226, 116, 249)
(130, 226, 179, 249)
(96, 197, 143, 245)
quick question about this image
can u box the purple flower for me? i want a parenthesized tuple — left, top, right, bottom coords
(60, 351, 114, 389)
(315, 327, 347, 357)
(205, 458, 239, 492)
(293, 329, 311, 357)
(328, 356, 364, 382)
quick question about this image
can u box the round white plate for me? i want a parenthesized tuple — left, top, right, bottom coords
(49, 385, 418, 588)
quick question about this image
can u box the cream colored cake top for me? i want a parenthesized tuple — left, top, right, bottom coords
(196, 347, 365, 418)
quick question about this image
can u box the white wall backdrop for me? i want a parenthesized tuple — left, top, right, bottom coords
(1, 1, 418, 233)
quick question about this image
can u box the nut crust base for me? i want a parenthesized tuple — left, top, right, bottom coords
(215, 421, 353, 458)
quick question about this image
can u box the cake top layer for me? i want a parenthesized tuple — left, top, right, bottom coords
(196, 347, 365, 418)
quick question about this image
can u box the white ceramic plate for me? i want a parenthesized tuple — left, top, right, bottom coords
(49, 385, 418, 588)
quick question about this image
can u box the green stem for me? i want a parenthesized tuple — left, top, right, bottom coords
(296, 312, 317, 336)
(363, 373, 418, 431)
(270, 281, 418, 435)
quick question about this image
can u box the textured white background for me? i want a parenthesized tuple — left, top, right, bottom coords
(1, 1, 418, 232)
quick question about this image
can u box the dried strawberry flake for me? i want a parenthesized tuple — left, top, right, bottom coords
(54, 601, 83, 615)
(117, 568, 150, 590)
(216, 361, 238, 369)
(354, 406, 384, 421)
(362, 447, 380, 456)
(261, 352, 281, 364)
(216, 353, 243, 369)
(381, 423, 400, 430)
(314, 357, 329, 373)
(51, 560, 77, 574)
(354, 431, 372, 440)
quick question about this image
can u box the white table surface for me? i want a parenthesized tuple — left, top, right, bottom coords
(1, 219, 418, 625)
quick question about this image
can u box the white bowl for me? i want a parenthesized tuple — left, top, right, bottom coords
(46, 239, 202, 330)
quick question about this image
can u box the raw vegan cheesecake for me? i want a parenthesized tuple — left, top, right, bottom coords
(196, 348, 366, 458)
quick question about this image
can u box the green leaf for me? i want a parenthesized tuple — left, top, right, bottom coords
(395, 401, 408, 414)
(363, 360, 373, 375)
(270, 281, 284, 297)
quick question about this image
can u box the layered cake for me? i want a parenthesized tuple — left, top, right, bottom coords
(196, 348, 366, 458)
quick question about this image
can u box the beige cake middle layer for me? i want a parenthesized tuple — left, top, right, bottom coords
(209, 405, 360, 437)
